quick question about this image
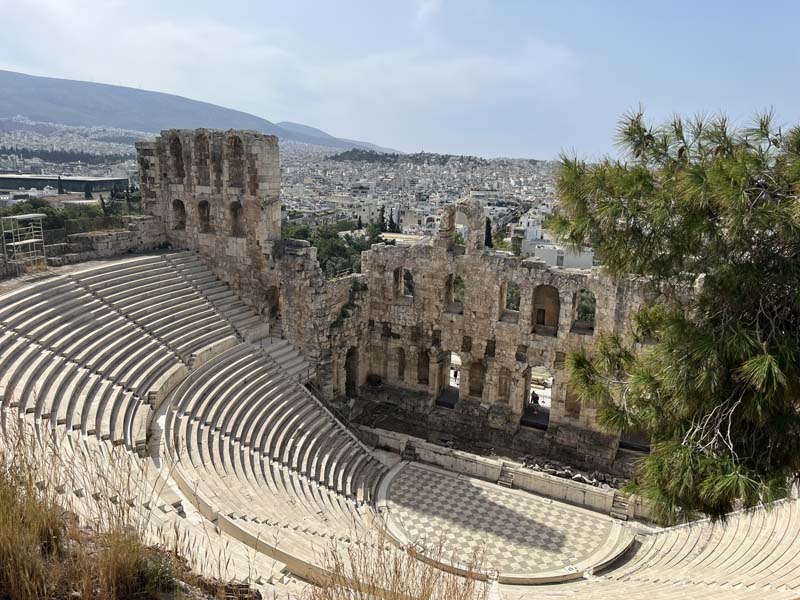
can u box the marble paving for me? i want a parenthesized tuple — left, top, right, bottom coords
(385, 463, 614, 575)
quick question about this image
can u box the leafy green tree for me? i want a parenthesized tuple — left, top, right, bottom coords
(551, 110, 800, 522)
(280, 221, 390, 277)
(492, 232, 511, 251)
(281, 222, 312, 240)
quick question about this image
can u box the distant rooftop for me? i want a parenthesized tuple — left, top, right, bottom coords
(0, 173, 125, 182)
(1, 213, 46, 220)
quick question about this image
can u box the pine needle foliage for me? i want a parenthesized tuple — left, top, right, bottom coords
(552, 110, 800, 522)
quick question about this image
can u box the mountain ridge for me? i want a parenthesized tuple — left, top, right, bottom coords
(0, 69, 394, 152)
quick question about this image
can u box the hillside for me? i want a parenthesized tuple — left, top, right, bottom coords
(0, 69, 391, 151)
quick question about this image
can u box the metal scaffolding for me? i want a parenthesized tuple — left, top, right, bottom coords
(1, 213, 47, 275)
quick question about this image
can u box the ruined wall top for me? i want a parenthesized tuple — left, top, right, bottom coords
(436, 197, 487, 254)
(136, 128, 282, 245)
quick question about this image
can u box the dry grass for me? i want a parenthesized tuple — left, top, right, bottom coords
(0, 415, 261, 600)
(306, 536, 487, 600)
(0, 414, 486, 600)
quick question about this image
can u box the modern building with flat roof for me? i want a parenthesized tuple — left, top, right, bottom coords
(0, 173, 128, 193)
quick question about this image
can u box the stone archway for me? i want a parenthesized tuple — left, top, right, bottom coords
(532, 284, 560, 336)
(520, 365, 553, 431)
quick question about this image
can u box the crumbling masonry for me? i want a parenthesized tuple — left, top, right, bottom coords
(136, 129, 651, 472)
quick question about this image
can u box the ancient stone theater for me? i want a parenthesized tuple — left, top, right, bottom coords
(0, 129, 796, 598)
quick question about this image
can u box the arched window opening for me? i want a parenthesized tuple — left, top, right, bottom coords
(198, 200, 213, 233)
(468, 361, 485, 398)
(403, 269, 415, 297)
(520, 366, 552, 431)
(417, 350, 430, 385)
(453, 211, 468, 251)
(169, 135, 185, 180)
(396, 348, 406, 381)
(195, 132, 210, 186)
(498, 367, 512, 404)
(172, 199, 186, 231)
(227, 136, 244, 188)
(505, 282, 521, 311)
(532, 284, 560, 337)
(230, 201, 244, 237)
(500, 281, 521, 323)
(571, 288, 597, 335)
(445, 274, 465, 313)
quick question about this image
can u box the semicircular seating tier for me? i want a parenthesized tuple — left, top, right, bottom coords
(498, 497, 800, 599)
(0, 252, 798, 598)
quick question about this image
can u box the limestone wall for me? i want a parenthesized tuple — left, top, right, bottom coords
(133, 131, 652, 473)
(350, 198, 650, 468)
(136, 129, 283, 315)
(364, 426, 657, 522)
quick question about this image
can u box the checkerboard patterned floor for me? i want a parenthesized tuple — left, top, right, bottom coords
(386, 464, 613, 575)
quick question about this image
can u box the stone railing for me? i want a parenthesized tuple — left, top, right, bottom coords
(363, 425, 658, 523)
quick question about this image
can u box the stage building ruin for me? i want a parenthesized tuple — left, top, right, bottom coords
(136, 129, 651, 473)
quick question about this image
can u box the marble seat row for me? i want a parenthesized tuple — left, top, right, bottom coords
(161, 252, 264, 338)
(498, 498, 800, 599)
(0, 328, 148, 450)
(607, 499, 800, 589)
(0, 253, 277, 451)
(0, 416, 293, 594)
(69, 254, 241, 361)
(162, 343, 387, 572)
(166, 344, 386, 511)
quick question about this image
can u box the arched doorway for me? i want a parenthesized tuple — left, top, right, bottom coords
(436, 352, 461, 408)
(520, 366, 553, 430)
(345, 347, 358, 397)
(532, 284, 560, 336)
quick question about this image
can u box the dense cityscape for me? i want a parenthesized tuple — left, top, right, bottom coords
(1, 117, 594, 269)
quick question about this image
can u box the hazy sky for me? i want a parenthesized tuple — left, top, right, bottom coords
(2, 0, 799, 158)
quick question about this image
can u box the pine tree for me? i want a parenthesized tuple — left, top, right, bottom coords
(485, 217, 493, 247)
(388, 210, 396, 233)
(356, 215, 363, 230)
(378, 206, 386, 233)
(57, 176, 64, 195)
(551, 110, 800, 522)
